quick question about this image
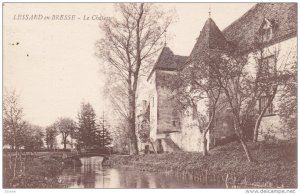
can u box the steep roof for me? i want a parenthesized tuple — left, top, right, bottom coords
(189, 18, 230, 59)
(223, 3, 297, 52)
(155, 47, 187, 70)
(147, 47, 187, 81)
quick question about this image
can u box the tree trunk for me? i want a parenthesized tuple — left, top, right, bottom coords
(13, 150, 18, 177)
(253, 92, 276, 142)
(199, 113, 214, 156)
(202, 136, 208, 156)
(239, 137, 254, 162)
(63, 137, 67, 150)
(233, 116, 254, 162)
(128, 91, 139, 155)
(253, 113, 264, 142)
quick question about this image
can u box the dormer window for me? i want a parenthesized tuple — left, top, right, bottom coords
(260, 18, 273, 43)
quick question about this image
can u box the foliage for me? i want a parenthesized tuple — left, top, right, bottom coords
(45, 125, 58, 149)
(95, 113, 113, 151)
(54, 117, 76, 149)
(23, 124, 44, 151)
(76, 102, 98, 149)
(111, 122, 131, 154)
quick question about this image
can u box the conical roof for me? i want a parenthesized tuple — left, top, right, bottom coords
(155, 47, 187, 70)
(147, 47, 187, 81)
(189, 18, 229, 59)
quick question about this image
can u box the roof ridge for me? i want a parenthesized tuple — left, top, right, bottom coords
(223, 3, 297, 51)
(223, 3, 258, 33)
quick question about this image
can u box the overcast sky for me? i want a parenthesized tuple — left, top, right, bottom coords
(3, 3, 255, 127)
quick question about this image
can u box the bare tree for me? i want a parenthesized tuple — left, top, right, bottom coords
(3, 90, 27, 151)
(3, 89, 29, 177)
(278, 64, 297, 139)
(96, 3, 174, 154)
(208, 51, 255, 162)
(169, 51, 223, 156)
(251, 42, 293, 142)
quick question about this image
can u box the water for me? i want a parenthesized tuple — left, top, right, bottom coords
(59, 156, 225, 188)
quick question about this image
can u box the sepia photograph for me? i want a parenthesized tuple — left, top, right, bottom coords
(2, 1, 298, 190)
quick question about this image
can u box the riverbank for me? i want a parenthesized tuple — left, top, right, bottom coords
(3, 152, 81, 188)
(106, 140, 297, 188)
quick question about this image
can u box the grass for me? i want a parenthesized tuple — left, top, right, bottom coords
(106, 140, 297, 188)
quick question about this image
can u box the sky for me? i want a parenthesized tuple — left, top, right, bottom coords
(3, 3, 255, 127)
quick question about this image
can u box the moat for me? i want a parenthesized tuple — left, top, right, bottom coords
(59, 156, 224, 188)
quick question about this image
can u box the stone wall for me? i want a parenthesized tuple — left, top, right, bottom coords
(156, 70, 181, 134)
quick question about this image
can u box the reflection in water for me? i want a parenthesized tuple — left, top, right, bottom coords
(60, 156, 224, 188)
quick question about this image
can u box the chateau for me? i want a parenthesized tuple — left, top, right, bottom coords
(136, 3, 297, 153)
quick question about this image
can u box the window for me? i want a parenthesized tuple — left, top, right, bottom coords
(262, 27, 272, 42)
(260, 18, 273, 43)
(259, 96, 274, 116)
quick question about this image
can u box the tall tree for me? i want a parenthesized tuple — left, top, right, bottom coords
(45, 125, 58, 150)
(23, 124, 44, 151)
(208, 51, 255, 162)
(3, 90, 27, 150)
(76, 102, 98, 149)
(95, 112, 113, 152)
(54, 117, 76, 150)
(96, 3, 174, 154)
(169, 51, 223, 156)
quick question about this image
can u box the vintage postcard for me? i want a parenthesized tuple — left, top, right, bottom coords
(2, 2, 297, 191)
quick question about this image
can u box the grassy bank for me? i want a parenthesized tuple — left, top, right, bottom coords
(3, 152, 81, 188)
(106, 140, 297, 188)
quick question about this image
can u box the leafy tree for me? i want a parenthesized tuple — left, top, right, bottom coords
(54, 117, 76, 150)
(23, 124, 44, 151)
(96, 3, 174, 154)
(45, 125, 58, 150)
(95, 112, 113, 152)
(76, 102, 98, 149)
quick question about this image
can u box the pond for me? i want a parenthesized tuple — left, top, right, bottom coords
(59, 156, 225, 188)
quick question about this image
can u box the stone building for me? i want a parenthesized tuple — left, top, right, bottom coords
(136, 3, 297, 153)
